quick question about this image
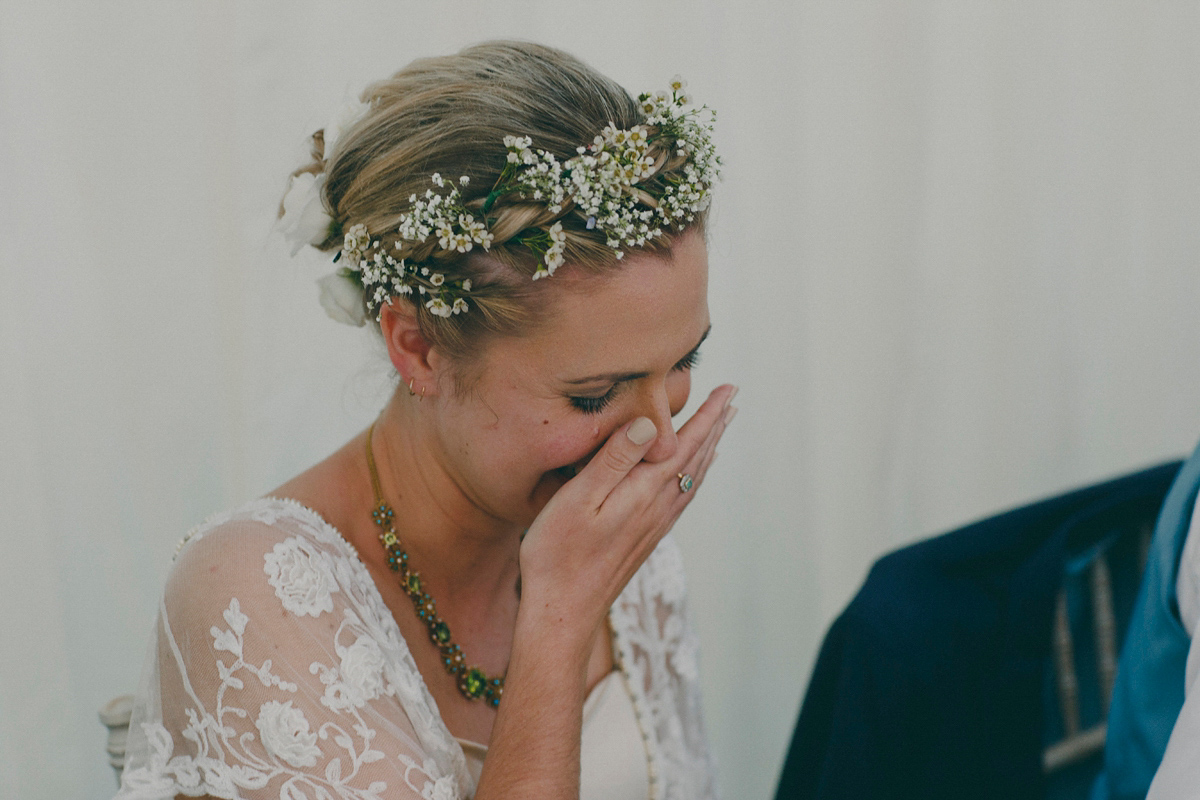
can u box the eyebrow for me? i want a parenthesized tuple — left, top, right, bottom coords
(562, 325, 712, 386)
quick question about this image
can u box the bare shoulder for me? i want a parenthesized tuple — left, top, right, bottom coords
(267, 429, 371, 548)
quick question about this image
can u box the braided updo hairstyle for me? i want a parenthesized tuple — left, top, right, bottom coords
(291, 41, 708, 367)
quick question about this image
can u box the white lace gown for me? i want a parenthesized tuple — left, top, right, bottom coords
(114, 498, 719, 800)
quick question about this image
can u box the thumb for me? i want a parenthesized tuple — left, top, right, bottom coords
(578, 416, 658, 502)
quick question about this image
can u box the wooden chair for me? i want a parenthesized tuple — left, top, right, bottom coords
(98, 694, 134, 787)
(1042, 521, 1154, 797)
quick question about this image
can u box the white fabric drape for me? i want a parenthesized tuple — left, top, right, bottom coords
(3, 3, 1200, 799)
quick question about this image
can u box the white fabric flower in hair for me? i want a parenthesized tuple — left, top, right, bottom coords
(255, 701, 321, 768)
(316, 272, 368, 328)
(279, 172, 332, 256)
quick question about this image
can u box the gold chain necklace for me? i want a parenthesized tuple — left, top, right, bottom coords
(365, 423, 504, 707)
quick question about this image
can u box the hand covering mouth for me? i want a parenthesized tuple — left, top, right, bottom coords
(552, 445, 603, 481)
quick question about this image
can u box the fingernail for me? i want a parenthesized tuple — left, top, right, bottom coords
(725, 385, 739, 407)
(627, 417, 657, 445)
(724, 405, 738, 424)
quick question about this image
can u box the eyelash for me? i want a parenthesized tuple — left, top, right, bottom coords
(568, 349, 702, 415)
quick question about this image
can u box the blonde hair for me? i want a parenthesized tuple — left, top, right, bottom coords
(294, 41, 706, 363)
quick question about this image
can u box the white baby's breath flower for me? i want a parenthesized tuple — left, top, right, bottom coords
(342, 224, 371, 265)
(322, 78, 717, 328)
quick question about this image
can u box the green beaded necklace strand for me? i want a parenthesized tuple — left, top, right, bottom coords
(366, 422, 505, 707)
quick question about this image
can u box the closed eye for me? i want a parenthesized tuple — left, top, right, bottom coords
(569, 386, 619, 414)
(570, 348, 700, 415)
(568, 327, 708, 415)
(673, 347, 702, 372)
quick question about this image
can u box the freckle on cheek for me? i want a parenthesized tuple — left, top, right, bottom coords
(542, 419, 549, 425)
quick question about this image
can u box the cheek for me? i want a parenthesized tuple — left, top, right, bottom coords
(537, 419, 607, 468)
(667, 370, 693, 417)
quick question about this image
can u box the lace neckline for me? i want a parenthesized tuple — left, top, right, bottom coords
(214, 496, 468, 752)
(212, 495, 625, 752)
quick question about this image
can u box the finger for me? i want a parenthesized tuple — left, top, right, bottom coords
(664, 403, 734, 506)
(673, 384, 738, 459)
(688, 410, 730, 489)
(572, 416, 659, 503)
(599, 386, 733, 509)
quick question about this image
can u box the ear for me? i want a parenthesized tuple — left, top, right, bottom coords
(378, 300, 438, 396)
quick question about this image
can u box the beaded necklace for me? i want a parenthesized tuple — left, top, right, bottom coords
(365, 422, 505, 707)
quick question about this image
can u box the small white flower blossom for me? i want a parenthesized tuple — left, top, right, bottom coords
(426, 297, 452, 317)
(342, 224, 371, 266)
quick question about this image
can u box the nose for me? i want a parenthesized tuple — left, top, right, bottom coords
(638, 377, 688, 463)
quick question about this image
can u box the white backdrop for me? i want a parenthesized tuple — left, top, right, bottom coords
(3, 2, 1200, 799)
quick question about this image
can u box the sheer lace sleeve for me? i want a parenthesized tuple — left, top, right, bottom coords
(115, 499, 472, 800)
(609, 533, 720, 800)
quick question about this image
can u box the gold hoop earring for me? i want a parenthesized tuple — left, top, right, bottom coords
(407, 377, 416, 397)
(420, 386, 425, 402)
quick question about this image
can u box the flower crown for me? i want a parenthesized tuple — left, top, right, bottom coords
(280, 77, 719, 327)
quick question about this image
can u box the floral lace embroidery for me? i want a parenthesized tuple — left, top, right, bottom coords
(264, 536, 339, 617)
(120, 592, 458, 799)
(116, 498, 717, 799)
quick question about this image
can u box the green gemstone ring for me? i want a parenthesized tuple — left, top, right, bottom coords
(678, 473, 694, 493)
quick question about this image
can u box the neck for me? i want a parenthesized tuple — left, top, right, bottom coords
(367, 391, 522, 604)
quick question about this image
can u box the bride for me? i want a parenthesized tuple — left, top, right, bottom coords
(115, 41, 735, 800)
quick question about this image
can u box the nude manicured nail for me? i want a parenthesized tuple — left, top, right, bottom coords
(726, 385, 739, 406)
(628, 417, 657, 445)
(724, 406, 738, 424)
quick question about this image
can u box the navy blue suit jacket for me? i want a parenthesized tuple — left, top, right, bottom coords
(775, 461, 1182, 800)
